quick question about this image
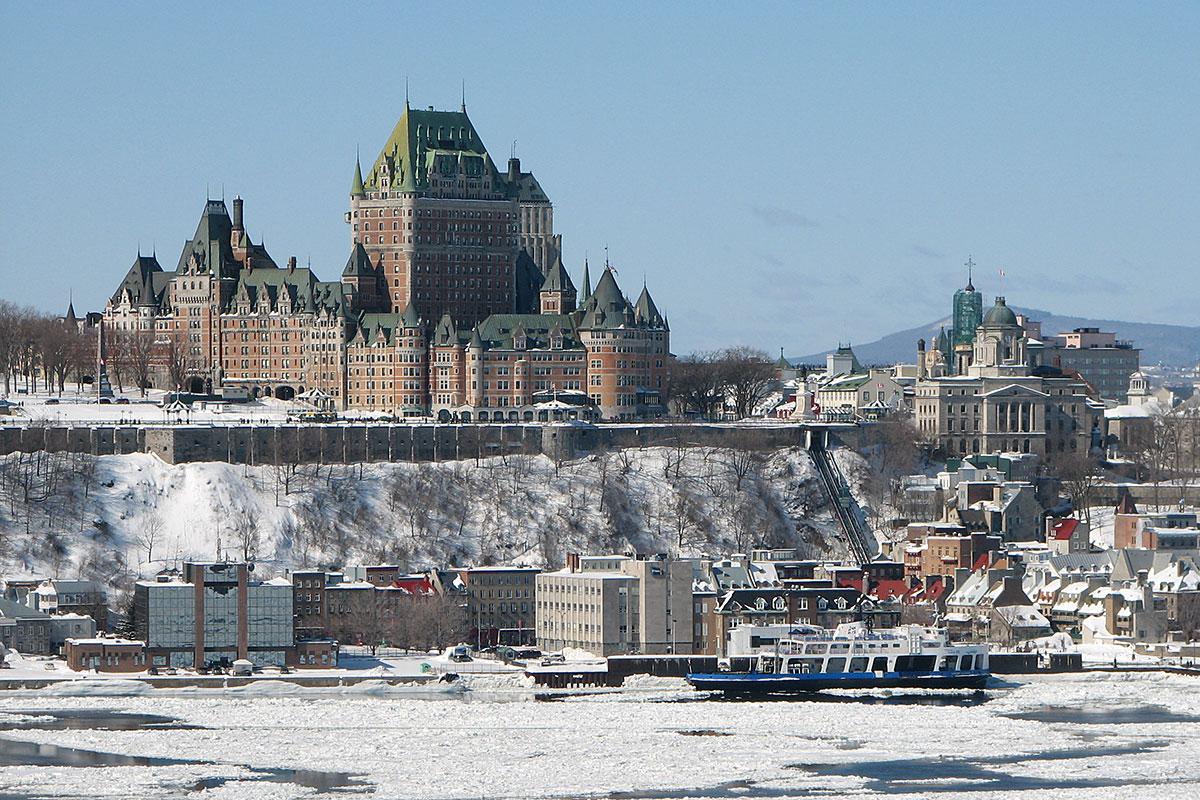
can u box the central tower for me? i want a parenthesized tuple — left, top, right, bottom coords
(346, 99, 556, 328)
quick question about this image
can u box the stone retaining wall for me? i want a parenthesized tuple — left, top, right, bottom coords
(0, 422, 856, 465)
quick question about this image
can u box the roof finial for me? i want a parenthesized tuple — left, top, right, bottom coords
(965, 254, 975, 290)
(461, 79, 466, 112)
(405, 77, 410, 108)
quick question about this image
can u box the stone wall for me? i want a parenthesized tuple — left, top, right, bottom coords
(0, 422, 857, 465)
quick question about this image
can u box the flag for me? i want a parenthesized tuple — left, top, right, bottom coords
(998, 268, 1007, 278)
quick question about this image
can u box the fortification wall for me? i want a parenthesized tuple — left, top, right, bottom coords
(0, 422, 858, 465)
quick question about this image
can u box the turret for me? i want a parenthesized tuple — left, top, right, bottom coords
(351, 158, 366, 198)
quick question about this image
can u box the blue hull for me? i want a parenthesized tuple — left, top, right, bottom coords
(686, 669, 990, 694)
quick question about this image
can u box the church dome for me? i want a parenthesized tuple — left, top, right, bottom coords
(982, 296, 1018, 327)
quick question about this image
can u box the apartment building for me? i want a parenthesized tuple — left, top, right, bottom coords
(535, 554, 695, 657)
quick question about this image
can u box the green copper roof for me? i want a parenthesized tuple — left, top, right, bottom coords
(351, 158, 366, 197)
(634, 285, 664, 328)
(364, 106, 496, 193)
(982, 296, 1018, 327)
(343, 242, 374, 277)
(580, 260, 592, 302)
(541, 253, 575, 295)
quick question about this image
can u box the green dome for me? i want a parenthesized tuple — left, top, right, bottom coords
(983, 297, 1018, 327)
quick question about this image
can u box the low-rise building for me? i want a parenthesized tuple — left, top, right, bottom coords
(64, 637, 146, 673)
(48, 614, 96, 653)
(460, 566, 539, 647)
(29, 580, 108, 631)
(0, 597, 51, 654)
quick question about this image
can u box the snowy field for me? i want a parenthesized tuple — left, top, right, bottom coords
(0, 671, 1197, 799)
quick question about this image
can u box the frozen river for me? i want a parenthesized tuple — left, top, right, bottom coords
(0, 671, 1197, 799)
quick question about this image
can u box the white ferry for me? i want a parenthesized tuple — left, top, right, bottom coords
(687, 623, 989, 695)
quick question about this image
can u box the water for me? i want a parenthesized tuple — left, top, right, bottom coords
(0, 707, 370, 796)
(0, 673, 1197, 798)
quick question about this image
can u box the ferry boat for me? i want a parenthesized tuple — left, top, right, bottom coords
(687, 623, 989, 695)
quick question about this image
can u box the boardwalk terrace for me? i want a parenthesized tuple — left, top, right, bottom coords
(102, 101, 670, 420)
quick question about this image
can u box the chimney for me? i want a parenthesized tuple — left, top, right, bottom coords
(287, 256, 297, 273)
(232, 196, 244, 231)
(1136, 569, 1148, 587)
(566, 553, 580, 573)
(954, 567, 970, 589)
(508, 157, 520, 182)
(917, 338, 926, 380)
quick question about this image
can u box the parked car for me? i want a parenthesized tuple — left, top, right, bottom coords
(513, 647, 542, 660)
(540, 653, 566, 666)
(449, 645, 473, 663)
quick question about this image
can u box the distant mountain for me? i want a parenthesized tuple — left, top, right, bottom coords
(795, 308, 1200, 369)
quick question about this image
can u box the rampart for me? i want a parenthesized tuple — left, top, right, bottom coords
(0, 422, 860, 465)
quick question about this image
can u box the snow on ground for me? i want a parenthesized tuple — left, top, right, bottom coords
(0, 443, 858, 594)
(0, 671, 1198, 798)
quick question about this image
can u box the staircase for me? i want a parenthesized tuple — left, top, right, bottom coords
(808, 433, 878, 566)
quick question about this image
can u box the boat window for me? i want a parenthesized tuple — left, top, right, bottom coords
(871, 656, 888, 672)
(791, 658, 823, 674)
(849, 657, 869, 673)
(936, 656, 953, 671)
(825, 658, 846, 673)
(830, 644, 849, 653)
(806, 643, 828, 655)
(962, 654, 974, 670)
(913, 655, 936, 671)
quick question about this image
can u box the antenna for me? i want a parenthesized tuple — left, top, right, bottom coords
(405, 76, 410, 106)
(461, 79, 466, 111)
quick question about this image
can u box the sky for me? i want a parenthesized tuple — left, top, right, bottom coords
(1, 3, 1197, 356)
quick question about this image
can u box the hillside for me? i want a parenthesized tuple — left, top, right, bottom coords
(0, 446, 860, 597)
(795, 308, 1200, 369)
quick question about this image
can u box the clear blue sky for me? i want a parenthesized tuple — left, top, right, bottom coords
(1, 3, 1196, 355)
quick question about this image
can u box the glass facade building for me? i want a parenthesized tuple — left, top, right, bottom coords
(135, 563, 294, 668)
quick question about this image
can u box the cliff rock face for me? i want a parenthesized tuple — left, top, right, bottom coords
(0, 446, 861, 591)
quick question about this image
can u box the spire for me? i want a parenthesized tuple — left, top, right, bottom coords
(965, 255, 975, 292)
(351, 151, 366, 198)
(541, 252, 575, 294)
(461, 79, 466, 112)
(580, 258, 592, 302)
(634, 284, 663, 328)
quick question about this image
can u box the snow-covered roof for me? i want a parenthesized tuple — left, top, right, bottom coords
(66, 637, 143, 647)
(993, 605, 1049, 628)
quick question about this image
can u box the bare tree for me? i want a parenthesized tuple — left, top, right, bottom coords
(718, 346, 778, 419)
(134, 510, 165, 564)
(668, 352, 725, 418)
(165, 329, 191, 390)
(227, 505, 262, 561)
(1049, 450, 1106, 528)
(0, 300, 19, 395)
(123, 329, 155, 396)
